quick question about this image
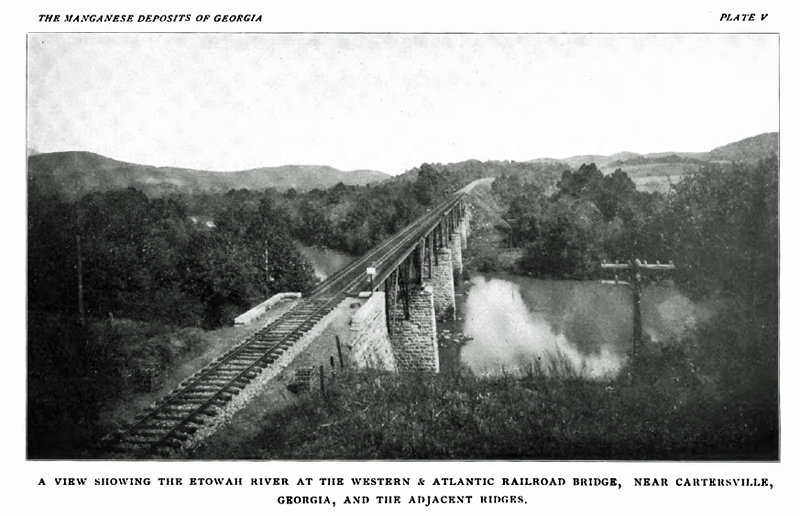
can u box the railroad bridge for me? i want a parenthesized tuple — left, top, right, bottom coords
(107, 180, 479, 457)
(347, 182, 472, 373)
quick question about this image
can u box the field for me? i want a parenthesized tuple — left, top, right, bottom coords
(601, 163, 702, 193)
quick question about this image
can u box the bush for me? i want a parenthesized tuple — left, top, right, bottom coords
(476, 256, 498, 273)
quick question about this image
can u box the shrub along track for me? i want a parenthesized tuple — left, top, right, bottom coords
(103, 188, 469, 458)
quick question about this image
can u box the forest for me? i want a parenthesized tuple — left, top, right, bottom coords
(30, 165, 428, 326)
(491, 156, 779, 309)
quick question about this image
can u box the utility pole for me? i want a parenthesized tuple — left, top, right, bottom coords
(600, 259, 676, 355)
(76, 235, 85, 327)
(264, 239, 270, 299)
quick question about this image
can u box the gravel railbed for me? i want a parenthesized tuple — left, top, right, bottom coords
(157, 297, 351, 458)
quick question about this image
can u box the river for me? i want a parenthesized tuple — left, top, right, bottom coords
(295, 243, 702, 380)
(449, 272, 704, 379)
(296, 243, 355, 281)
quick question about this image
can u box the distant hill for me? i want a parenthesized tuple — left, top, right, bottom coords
(27, 151, 390, 199)
(390, 133, 779, 196)
(554, 133, 778, 168)
(561, 152, 640, 169)
(546, 132, 779, 193)
(705, 132, 779, 162)
(29, 133, 778, 199)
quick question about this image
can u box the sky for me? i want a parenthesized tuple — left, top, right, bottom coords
(27, 33, 779, 175)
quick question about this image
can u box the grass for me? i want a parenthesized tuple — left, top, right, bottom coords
(27, 312, 213, 458)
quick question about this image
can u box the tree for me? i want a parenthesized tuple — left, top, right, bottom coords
(557, 163, 604, 199)
(518, 197, 604, 278)
(654, 156, 778, 306)
(597, 168, 637, 222)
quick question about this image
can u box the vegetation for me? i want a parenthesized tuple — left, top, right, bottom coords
(608, 154, 707, 168)
(172, 160, 553, 257)
(196, 359, 775, 460)
(27, 313, 209, 458)
(27, 155, 587, 322)
(27, 183, 317, 457)
(493, 163, 650, 278)
(493, 155, 778, 295)
(28, 185, 317, 328)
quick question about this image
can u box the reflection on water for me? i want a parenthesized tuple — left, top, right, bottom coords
(459, 273, 699, 379)
(296, 244, 355, 281)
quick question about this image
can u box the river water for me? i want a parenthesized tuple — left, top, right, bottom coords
(296, 243, 355, 281)
(295, 243, 701, 380)
(453, 273, 701, 379)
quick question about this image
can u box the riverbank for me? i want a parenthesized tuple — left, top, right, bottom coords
(198, 274, 776, 459)
(190, 357, 776, 460)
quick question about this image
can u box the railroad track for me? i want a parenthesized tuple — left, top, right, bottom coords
(104, 188, 468, 458)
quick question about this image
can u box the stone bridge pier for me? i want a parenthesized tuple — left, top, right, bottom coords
(431, 247, 456, 321)
(449, 231, 463, 281)
(347, 201, 471, 373)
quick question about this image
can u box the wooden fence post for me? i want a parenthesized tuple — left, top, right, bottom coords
(335, 335, 344, 367)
